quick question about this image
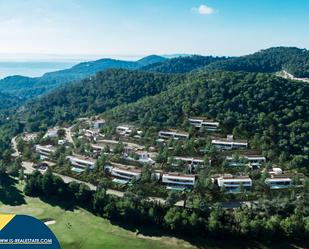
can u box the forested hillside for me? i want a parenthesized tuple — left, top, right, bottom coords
(206, 47, 309, 77)
(21, 69, 183, 130)
(1, 47, 309, 169)
(106, 71, 309, 168)
(15, 68, 309, 169)
(141, 55, 225, 73)
(0, 92, 21, 111)
(136, 55, 167, 66)
(139, 47, 309, 77)
(1, 47, 307, 102)
(0, 55, 166, 100)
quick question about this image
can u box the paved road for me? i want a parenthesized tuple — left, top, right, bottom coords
(280, 70, 309, 83)
(64, 127, 75, 147)
(22, 161, 97, 190)
(21, 161, 187, 205)
(11, 136, 20, 157)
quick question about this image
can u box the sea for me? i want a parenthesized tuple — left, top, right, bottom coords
(0, 54, 146, 79)
(0, 61, 79, 79)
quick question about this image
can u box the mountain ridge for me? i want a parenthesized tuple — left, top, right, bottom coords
(1, 47, 309, 101)
(0, 55, 167, 100)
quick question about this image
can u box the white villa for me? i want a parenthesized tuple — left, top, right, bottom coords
(43, 128, 59, 139)
(268, 167, 283, 175)
(265, 169, 304, 189)
(116, 125, 132, 135)
(93, 119, 105, 129)
(225, 154, 266, 167)
(215, 174, 252, 192)
(134, 151, 157, 165)
(35, 145, 56, 160)
(58, 139, 68, 145)
(246, 155, 266, 167)
(265, 175, 292, 189)
(173, 156, 204, 166)
(212, 135, 248, 150)
(66, 155, 96, 173)
(162, 173, 196, 190)
(158, 130, 189, 140)
(91, 144, 106, 154)
(116, 125, 142, 137)
(91, 139, 144, 154)
(105, 164, 142, 184)
(188, 117, 220, 131)
(84, 128, 103, 141)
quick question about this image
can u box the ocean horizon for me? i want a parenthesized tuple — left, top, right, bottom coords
(0, 53, 148, 79)
(0, 61, 79, 79)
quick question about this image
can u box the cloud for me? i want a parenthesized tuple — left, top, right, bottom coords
(192, 4, 215, 15)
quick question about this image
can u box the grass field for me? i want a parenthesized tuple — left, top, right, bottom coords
(0, 181, 195, 249)
(0, 177, 306, 249)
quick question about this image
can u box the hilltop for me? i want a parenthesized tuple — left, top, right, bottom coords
(0, 55, 167, 100)
(205, 47, 309, 77)
(1, 47, 309, 102)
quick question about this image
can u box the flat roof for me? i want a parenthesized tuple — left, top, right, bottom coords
(226, 155, 265, 160)
(174, 156, 204, 162)
(266, 178, 291, 182)
(270, 173, 304, 179)
(116, 124, 135, 129)
(159, 130, 189, 136)
(217, 174, 251, 180)
(212, 139, 248, 144)
(163, 172, 196, 179)
(110, 163, 142, 173)
(67, 155, 96, 163)
(189, 116, 218, 121)
(112, 178, 129, 184)
(246, 155, 266, 159)
(36, 144, 56, 150)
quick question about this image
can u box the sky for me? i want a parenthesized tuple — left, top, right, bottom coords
(0, 0, 308, 61)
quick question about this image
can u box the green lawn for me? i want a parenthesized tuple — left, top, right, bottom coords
(0, 193, 194, 249)
(0, 179, 305, 249)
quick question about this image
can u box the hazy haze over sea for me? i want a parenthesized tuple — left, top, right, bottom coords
(0, 53, 146, 79)
(0, 61, 79, 79)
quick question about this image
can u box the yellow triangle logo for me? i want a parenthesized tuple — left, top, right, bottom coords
(0, 214, 15, 231)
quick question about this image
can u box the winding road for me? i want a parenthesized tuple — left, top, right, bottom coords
(11, 136, 20, 157)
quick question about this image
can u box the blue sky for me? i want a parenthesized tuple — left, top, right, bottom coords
(0, 0, 308, 60)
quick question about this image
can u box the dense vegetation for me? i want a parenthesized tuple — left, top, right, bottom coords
(0, 121, 23, 162)
(1, 47, 308, 101)
(0, 55, 166, 100)
(0, 46, 308, 246)
(21, 69, 183, 130)
(140, 47, 309, 77)
(0, 92, 21, 110)
(141, 55, 225, 73)
(206, 47, 309, 77)
(107, 71, 309, 169)
(135, 55, 167, 66)
(14, 68, 309, 171)
(24, 170, 309, 242)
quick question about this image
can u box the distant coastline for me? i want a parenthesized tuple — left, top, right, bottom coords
(0, 61, 78, 79)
